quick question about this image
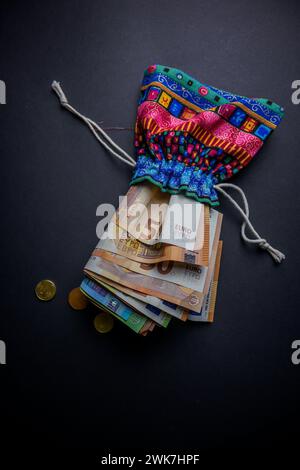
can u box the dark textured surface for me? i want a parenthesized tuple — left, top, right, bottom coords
(0, 0, 300, 453)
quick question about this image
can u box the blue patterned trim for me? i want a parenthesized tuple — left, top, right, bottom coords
(208, 86, 283, 126)
(130, 155, 220, 206)
(142, 68, 283, 126)
(142, 72, 215, 110)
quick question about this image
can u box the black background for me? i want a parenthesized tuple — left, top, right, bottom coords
(1, 0, 300, 455)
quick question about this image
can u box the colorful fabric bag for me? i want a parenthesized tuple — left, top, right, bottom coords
(51, 65, 285, 262)
(131, 65, 284, 207)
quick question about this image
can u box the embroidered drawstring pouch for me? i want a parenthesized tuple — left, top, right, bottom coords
(52, 64, 285, 262)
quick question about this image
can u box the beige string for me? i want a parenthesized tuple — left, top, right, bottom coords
(214, 183, 285, 263)
(51, 81, 136, 167)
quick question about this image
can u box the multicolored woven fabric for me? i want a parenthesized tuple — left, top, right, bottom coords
(130, 65, 284, 206)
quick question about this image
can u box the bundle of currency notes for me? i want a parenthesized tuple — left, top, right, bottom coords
(80, 183, 223, 335)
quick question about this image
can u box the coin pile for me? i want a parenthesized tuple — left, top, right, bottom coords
(80, 182, 223, 335)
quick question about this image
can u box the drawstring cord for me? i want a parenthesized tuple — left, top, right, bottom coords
(214, 184, 285, 263)
(51, 81, 285, 263)
(51, 81, 136, 167)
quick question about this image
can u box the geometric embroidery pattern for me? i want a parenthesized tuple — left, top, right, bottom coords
(130, 64, 284, 206)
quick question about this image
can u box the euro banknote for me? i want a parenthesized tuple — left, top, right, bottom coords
(96, 202, 210, 266)
(98, 279, 171, 328)
(85, 212, 220, 315)
(80, 277, 155, 334)
(84, 256, 204, 312)
(85, 211, 221, 313)
(117, 183, 169, 245)
(86, 273, 188, 321)
(87, 272, 188, 321)
(116, 183, 207, 251)
(160, 193, 205, 251)
(88, 208, 222, 296)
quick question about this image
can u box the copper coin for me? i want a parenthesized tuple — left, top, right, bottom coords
(93, 312, 114, 333)
(68, 287, 89, 310)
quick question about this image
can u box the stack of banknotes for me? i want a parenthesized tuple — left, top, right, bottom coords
(80, 183, 223, 335)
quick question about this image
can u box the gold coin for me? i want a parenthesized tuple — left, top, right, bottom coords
(35, 279, 56, 301)
(68, 287, 89, 310)
(93, 312, 114, 333)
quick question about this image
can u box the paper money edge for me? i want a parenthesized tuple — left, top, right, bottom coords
(187, 240, 223, 322)
(84, 262, 204, 313)
(84, 271, 188, 320)
(80, 278, 150, 334)
(97, 279, 171, 328)
(207, 240, 223, 322)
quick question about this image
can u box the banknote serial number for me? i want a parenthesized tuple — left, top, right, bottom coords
(100, 454, 200, 466)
